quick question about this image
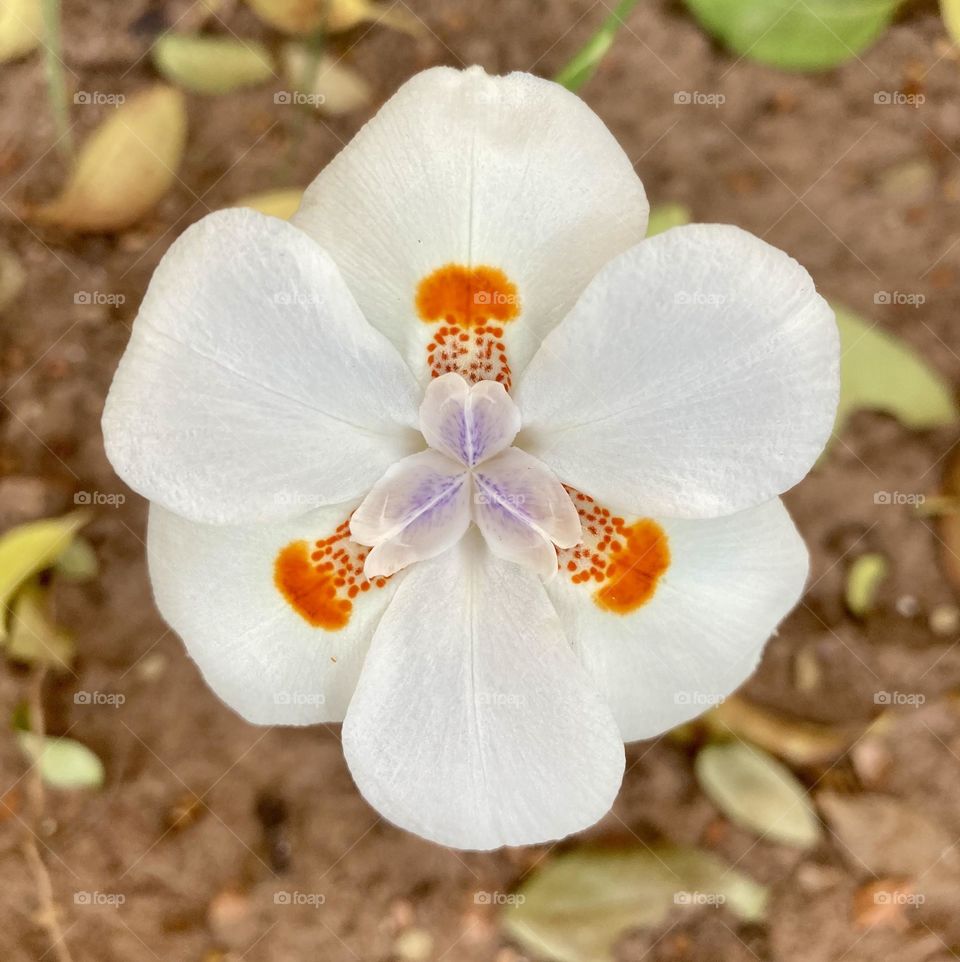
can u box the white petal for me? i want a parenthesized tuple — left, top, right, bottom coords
(546, 498, 808, 741)
(516, 225, 839, 519)
(148, 503, 399, 725)
(292, 66, 648, 383)
(350, 449, 471, 578)
(103, 208, 420, 524)
(419, 373, 520, 467)
(342, 534, 624, 849)
(472, 447, 582, 579)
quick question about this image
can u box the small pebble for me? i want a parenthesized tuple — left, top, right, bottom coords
(929, 604, 960, 636)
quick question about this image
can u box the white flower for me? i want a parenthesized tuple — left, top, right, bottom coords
(102, 66, 838, 850)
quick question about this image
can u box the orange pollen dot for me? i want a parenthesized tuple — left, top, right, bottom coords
(415, 264, 520, 327)
(593, 519, 670, 615)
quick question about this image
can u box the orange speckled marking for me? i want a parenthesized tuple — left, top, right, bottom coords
(274, 519, 388, 630)
(416, 264, 520, 389)
(559, 489, 670, 615)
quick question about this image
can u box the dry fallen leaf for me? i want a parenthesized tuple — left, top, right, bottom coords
(230, 188, 304, 219)
(30, 85, 188, 232)
(695, 741, 822, 849)
(4, 581, 74, 671)
(845, 552, 889, 617)
(282, 46, 372, 115)
(0, 511, 88, 640)
(0, 0, 43, 63)
(153, 34, 275, 95)
(818, 791, 960, 876)
(246, 0, 423, 35)
(705, 694, 856, 767)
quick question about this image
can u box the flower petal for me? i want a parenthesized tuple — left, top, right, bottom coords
(103, 207, 420, 524)
(515, 225, 839, 519)
(419, 373, 520, 467)
(148, 503, 398, 725)
(349, 449, 472, 579)
(472, 447, 582, 579)
(292, 66, 648, 383)
(342, 533, 624, 849)
(546, 498, 808, 741)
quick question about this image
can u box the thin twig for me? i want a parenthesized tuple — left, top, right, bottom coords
(23, 666, 76, 962)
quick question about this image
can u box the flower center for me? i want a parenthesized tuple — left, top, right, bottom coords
(349, 373, 581, 580)
(416, 264, 520, 389)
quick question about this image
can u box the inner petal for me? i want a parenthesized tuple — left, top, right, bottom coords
(472, 447, 582, 579)
(419, 373, 521, 467)
(350, 449, 472, 579)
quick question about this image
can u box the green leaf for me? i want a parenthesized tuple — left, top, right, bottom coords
(504, 846, 767, 962)
(683, 0, 903, 72)
(17, 731, 104, 789)
(695, 742, 821, 849)
(834, 305, 958, 437)
(646, 203, 691, 237)
(5, 581, 74, 671)
(0, 511, 88, 640)
(554, 0, 642, 92)
(153, 34, 275, 95)
(845, 552, 889, 617)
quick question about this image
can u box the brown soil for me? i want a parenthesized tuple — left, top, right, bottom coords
(3, 0, 960, 960)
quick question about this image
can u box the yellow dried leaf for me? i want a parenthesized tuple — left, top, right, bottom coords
(706, 694, 858, 767)
(5, 581, 74, 671)
(153, 34, 275, 95)
(231, 188, 304, 220)
(0, 511, 88, 640)
(845, 552, 889, 617)
(943, 0, 960, 44)
(30, 85, 188, 232)
(246, 0, 423, 35)
(282, 46, 372, 115)
(0, 0, 42, 63)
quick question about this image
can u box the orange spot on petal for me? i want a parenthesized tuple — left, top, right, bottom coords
(274, 540, 352, 630)
(415, 264, 520, 326)
(593, 519, 670, 615)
